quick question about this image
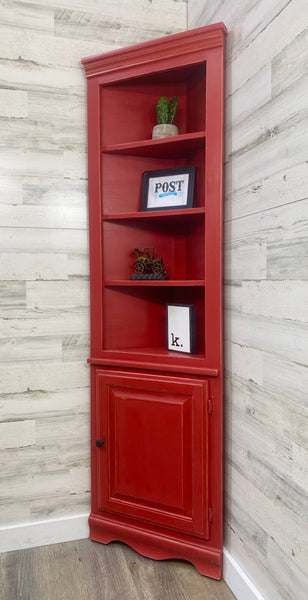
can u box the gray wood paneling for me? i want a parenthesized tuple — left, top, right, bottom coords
(189, 1, 308, 599)
(0, 0, 187, 546)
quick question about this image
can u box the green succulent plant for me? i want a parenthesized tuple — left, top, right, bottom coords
(156, 96, 178, 124)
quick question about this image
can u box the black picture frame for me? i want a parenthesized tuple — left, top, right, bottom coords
(141, 166, 196, 211)
(167, 304, 196, 354)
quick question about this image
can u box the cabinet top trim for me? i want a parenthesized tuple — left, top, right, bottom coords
(81, 23, 227, 79)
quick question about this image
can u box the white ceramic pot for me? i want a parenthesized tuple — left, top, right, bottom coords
(152, 124, 179, 139)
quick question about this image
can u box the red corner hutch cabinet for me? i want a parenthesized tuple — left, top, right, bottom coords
(82, 23, 226, 580)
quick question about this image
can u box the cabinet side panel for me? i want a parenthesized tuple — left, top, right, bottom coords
(205, 46, 225, 368)
(87, 79, 104, 356)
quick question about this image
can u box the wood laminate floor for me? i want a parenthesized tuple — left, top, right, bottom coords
(0, 539, 236, 600)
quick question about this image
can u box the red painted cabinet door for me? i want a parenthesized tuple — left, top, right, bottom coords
(94, 369, 209, 538)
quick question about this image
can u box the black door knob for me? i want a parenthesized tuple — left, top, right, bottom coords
(96, 439, 105, 448)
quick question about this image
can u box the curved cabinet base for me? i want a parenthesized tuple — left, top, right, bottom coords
(89, 513, 222, 580)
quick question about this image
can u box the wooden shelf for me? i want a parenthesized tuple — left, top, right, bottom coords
(101, 131, 205, 159)
(104, 280, 205, 287)
(92, 347, 206, 359)
(103, 206, 205, 221)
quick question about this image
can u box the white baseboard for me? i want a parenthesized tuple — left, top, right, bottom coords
(0, 514, 89, 554)
(223, 547, 267, 600)
(0, 518, 265, 600)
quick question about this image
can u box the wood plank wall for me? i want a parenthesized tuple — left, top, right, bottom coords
(0, 0, 187, 534)
(188, 1, 308, 599)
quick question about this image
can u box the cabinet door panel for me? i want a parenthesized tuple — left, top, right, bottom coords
(95, 370, 209, 538)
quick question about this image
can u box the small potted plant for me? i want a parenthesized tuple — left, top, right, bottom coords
(152, 96, 178, 139)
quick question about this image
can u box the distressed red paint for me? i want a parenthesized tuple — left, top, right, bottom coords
(82, 22, 226, 579)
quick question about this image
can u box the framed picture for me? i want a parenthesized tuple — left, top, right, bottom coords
(167, 304, 196, 354)
(141, 166, 196, 211)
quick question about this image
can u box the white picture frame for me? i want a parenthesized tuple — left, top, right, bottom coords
(167, 304, 196, 354)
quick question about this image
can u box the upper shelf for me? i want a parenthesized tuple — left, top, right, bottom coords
(101, 131, 206, 159)
(104, 280, 205, 287)
(103, 206, 205, 221)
